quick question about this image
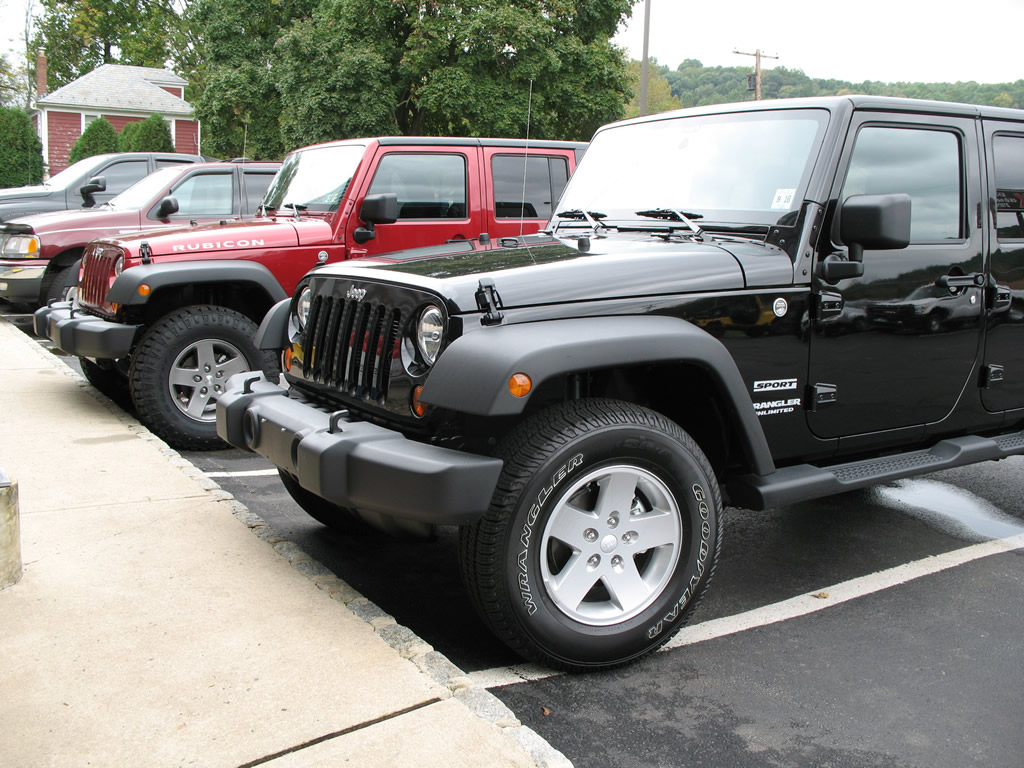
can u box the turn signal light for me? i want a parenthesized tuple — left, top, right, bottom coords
(411, 385, 428, 418)
(283, 347, 293, 372)
(508, 373, 532, 398)
(137, 283, 152, 297)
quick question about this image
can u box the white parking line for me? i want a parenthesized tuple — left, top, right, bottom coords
(467, 532, 1024, 690)
(205, 469, 280, 478)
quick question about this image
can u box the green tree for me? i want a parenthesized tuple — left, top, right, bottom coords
(0, 107, 43, 187)
(34, 0, 181, 89)
(623, 59, 681, 118)
(119, 120, 141, 151)
(126, 114, 174, 152)
(270, 0, 634, 149)
(69, 116, 118, 163)
(190, 0, 314, 160)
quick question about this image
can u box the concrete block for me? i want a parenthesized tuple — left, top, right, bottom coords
(0, 468, 21, 589)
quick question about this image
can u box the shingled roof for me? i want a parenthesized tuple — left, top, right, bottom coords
(36, 64, 192, 116)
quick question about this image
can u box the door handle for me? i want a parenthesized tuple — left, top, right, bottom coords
(935, 272, 985, 292)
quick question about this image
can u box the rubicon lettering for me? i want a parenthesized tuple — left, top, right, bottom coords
(171, 239, 265, 252)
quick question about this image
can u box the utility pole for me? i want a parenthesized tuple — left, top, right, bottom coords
(640, 0, 651, 115)
(733, 48, 778, 101)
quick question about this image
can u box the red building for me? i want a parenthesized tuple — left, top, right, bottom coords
(32, 60, 201, 177)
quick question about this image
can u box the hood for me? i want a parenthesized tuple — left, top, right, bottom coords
(93, 216, 333, 258)
(319, 234, 795, 313)
(0, 184, 55, 203)
(0, 205, 129, 235)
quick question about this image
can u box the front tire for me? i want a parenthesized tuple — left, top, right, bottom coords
(459, 398, 722, 671)
(129, 305, 278, 450)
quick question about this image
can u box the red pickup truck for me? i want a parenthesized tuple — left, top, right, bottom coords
(36, 136, 586, 449)
(0, 160, 279, 307)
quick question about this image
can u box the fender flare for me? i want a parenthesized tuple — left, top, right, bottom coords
(255, 298, 291, 350)
(420, 315, 775, 476)
(106, 260, 287, 306)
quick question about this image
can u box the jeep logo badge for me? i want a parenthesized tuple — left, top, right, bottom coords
(346, 286, 367, 301)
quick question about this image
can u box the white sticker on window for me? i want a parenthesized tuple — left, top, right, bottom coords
(771, 189, 796, 209)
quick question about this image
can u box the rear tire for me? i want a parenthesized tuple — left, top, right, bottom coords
(459, 398, 722, 671)
(129, 305, 278, 450)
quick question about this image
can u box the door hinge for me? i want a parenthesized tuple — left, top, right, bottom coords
(981, 364, 1004, 389)
(807, 383, 837, 412)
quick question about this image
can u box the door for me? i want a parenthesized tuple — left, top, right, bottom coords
(980, 125, 1024, 412)
(350, 149, 482, 256)
(807, 116, 986, 439)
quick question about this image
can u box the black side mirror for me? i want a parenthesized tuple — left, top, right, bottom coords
(823, 193, 912, 284)
(79, 175, 106, 207)
(155, 196, 179, 218)
(353, 193, 399, 245)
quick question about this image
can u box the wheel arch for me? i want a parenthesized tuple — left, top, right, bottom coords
(109, 261, 287, 326)
(421, 315, 775, 477)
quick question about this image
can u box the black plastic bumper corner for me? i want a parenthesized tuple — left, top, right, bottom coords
(33, 302, 139, 360)
(216, 372, 504, 526)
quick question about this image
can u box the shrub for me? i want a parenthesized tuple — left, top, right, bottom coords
(119, 120, 142, 151)
(128, 114, 174, 152)
(0, 107, 43, 187)
(69, 116, 119, 163)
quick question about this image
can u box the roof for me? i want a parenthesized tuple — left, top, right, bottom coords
(36, 64, 193, 116)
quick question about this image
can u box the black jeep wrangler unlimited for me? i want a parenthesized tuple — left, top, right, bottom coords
(218, 96, 1024, 671)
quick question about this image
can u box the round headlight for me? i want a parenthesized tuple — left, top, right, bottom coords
(295, 286, 312, 329)
(113, 256, 124, 276)
(416, 305, 445, 365)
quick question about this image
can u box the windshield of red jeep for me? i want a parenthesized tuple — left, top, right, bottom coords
(557, 108, 829, 228)
(262, 144, 366, 213)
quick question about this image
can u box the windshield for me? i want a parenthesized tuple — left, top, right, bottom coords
(556, 108, 829, 227)
(42, 154, 113, 190)
(262, 144, 366, 213)
(107, 166, 182, 209)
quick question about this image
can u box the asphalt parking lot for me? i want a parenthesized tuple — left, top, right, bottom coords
(5, 301, 1024, 768)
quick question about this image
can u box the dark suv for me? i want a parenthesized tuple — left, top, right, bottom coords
(0, 152, 208, 222)
(212, 97, 1024, 669)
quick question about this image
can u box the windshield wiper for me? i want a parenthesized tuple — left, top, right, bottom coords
(283, 202, 307, 220)
(554, 209, 611, 236)
(635, 208, 706, 241)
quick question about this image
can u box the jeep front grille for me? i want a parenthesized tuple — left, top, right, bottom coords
(302, 294, 402, 402)
(79, 243, 123, 311)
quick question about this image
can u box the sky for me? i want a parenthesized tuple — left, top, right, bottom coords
(2, 0, 1024, 87)
(613, 0, 1024, 85)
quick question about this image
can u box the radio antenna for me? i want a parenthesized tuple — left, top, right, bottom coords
(518, 79, 533, 239)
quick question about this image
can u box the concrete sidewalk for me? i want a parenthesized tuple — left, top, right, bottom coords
(0, 318, 567, 768)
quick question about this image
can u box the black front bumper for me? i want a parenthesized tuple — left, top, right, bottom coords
(217, 372, 504, 525)
(33, 302, 139, 359)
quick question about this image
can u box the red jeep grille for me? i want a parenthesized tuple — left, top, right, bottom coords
(302, 294, 402, 402)
(78, 243, 124, 312)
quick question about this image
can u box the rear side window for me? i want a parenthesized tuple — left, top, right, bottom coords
(172, 172, 234, 216)
(993, 134, 1024, 240)
(367, 153, 467, 219)
(242, 171, 275, 215)
(841, 126, 962, 241)
(491, 155, 569, 219)
(101, 160, 150, 195)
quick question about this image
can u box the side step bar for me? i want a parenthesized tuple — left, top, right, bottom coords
(728, 429, 1024, 510)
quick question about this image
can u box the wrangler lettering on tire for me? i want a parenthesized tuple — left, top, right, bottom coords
(459, 399, 722, 671)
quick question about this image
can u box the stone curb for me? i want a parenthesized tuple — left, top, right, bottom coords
(17, 327, 572, 768)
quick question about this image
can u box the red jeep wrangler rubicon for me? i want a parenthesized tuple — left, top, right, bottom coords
(36, 136, 586, 449)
